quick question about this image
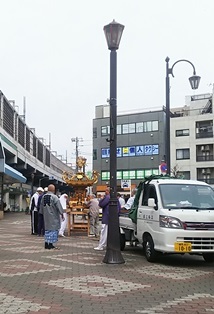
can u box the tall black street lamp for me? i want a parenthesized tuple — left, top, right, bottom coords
(165, 57, 201, 175)
(103, 20, 125, 264)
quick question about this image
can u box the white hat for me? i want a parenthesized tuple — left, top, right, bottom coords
(37, 187, 44, 192)
(44, 187, 48, 192)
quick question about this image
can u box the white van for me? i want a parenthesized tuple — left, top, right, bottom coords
(119, 177, 214, 263)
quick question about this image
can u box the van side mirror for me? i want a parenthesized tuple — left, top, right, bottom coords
(148, 198, 158, 210)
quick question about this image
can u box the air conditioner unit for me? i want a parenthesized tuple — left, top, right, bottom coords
(205, 145, 210, 151)
(202, 169, 206, 174)
(201, 146, 205, 151)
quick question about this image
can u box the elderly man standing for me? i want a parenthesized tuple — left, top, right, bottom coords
(85, 194, 100, 238)
(40, 184, 64, 250)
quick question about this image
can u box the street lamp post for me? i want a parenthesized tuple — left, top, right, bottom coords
(103, 20, 125, 264)
(165, 57, 201, 175)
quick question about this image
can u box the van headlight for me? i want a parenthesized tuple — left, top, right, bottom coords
(159, 215, 184, 229)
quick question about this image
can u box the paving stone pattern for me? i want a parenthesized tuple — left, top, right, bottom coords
(0, 212, 214, 314)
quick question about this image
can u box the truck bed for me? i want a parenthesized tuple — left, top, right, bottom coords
(119, 214, 136, 231)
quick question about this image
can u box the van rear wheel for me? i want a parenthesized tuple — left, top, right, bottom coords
(144, 235, 158, 263)
(202, 253, 214, 263)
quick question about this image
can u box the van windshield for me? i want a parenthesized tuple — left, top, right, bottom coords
(159, 184, 214, 210)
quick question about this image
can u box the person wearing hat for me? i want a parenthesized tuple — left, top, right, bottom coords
(29, 187, 44, 235)
(37, 187, 48, 236)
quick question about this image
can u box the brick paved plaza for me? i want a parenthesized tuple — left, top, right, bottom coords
(0, 212, 214, 314)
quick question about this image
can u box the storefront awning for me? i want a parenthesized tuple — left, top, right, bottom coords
(4, 164, 27, 184)
(0, 140, 26, 184)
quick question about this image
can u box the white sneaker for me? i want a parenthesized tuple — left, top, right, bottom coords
(88, 234, 95, 237)
(59, 233, 65, 237)
(94, 246, 104, 251)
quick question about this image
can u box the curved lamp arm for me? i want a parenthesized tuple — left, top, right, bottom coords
(166, 57, 200, 90)
(167, 57, 196, 76)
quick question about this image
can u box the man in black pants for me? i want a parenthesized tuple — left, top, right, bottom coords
(30, 187, 44, 235)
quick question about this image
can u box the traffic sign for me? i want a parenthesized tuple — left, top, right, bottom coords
(121, 179, 131, 188)
(160, 162, 167, 174)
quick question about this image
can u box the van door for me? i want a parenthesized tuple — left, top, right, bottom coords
(137, 184, 159, 241)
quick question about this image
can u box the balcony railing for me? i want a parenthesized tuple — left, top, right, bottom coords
(196, 132, 213, 139)
(196, 155, 214, 162)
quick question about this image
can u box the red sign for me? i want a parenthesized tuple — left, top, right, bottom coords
(160, 162, 167, 173)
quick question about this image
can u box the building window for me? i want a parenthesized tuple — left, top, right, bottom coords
(101, 171, 110, 180)
(117, 171, 122, 179)
(93, 127, 97, 138)
(122, 123, 136, 134)
(152, 121, 158, 131)
(144, 121, 152, 132)
(144, 145, 153, 155)
(136, 170, 144, 179)
(145, 169, 152, 177)
(117, 124, 121, 134)
(101, 144, 159, 158)
(196, 120, 213, 139)
(129, 170, 136, 179)
(101, 148, 110, 158)
(117, 147, 122, 157)
(93, 149, 97, 160)
(177, 171, 190, 179)
(129, 123, 135, 133)
(136, 146, 144, 155)
(101, 126, 110, 136)
(176, 129, 189, 137)
(152, 169, 159, 175)
(100, 169, 159, 181)
(136, 122, 144, 133)
(122, 171, 129, 179)
(122, 124, 129, 134)
(176, 148, 190, 160)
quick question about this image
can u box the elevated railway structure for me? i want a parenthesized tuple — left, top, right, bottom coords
(0, 90, 73, 212)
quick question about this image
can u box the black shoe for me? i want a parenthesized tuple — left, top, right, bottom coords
(45, 242, 51, 249)
(49, 243, 60, 250)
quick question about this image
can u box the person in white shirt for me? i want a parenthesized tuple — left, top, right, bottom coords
(117, 193, 125, 207)
(121, 189, 137, 211)
(30, 187, 44, 235)
(58, 192, 68, 237)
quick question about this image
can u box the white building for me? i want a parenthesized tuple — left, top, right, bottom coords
(170, 92, 214, 185)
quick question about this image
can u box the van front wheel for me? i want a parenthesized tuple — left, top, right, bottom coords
(144, 235, 158, 263)
(203, 253, 214, 263)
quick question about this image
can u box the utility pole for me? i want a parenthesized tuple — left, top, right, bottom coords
(71, 137, 83, 172)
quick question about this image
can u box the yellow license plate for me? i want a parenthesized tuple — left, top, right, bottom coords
(174, 242, 192, 252)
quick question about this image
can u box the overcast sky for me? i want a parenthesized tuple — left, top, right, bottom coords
(0, 0, 213, 171)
